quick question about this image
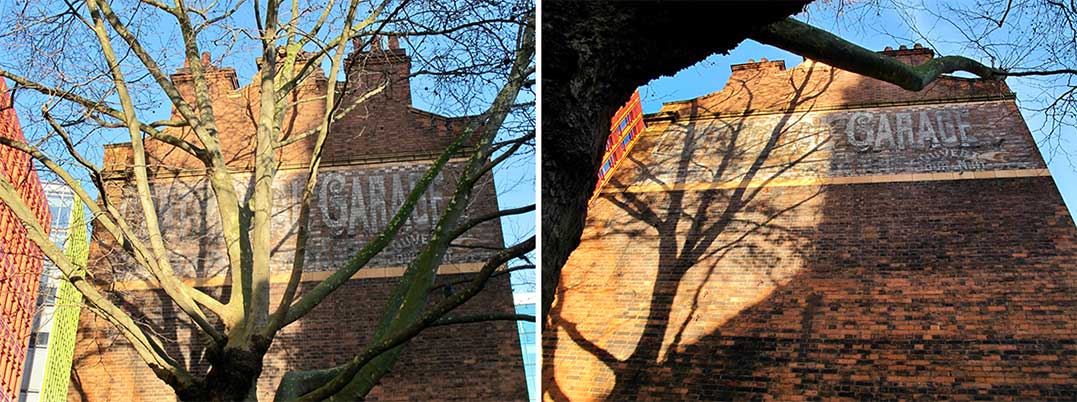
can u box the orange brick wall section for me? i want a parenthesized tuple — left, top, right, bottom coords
(70, 276, 523, 401)
(0, 79, 50, 402)
(544, 46, 1077, 401)
(144, 46, 467, 173)
(70, 39, 525, 401)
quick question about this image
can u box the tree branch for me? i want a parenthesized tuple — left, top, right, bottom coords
(428, 265, 533, 293)
(429, 313, 534, 327)
(281, 236, 534, 402)
(446, 204, 534, 241)
(0, 68, 209, 160)
(751, 17, 1005, 91)
(276, 80, 388, 148)
(267, 0, 364, 334)
(466, 131, 534, 189)
(295, 12, 536, 400)
(87, 0, 223, 343)
(93, 0, 218, 145)
(237, 0, 283, 343)
(275, 0, 398, 98)
(0, 172, 197, 390)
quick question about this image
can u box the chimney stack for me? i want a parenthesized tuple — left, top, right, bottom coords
(352, 35, 362, 52)
(729, 58, 786, 73)
(880, 44, 935, 66)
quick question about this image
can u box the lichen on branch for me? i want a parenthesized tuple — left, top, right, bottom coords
(751, 17, 1005, 91)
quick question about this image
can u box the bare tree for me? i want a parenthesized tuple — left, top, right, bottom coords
(0, 0, 534, 400)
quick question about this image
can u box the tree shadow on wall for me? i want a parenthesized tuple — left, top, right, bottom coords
(544, 65, 839, 401)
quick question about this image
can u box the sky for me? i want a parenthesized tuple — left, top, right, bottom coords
(637, 2, 1077, 220)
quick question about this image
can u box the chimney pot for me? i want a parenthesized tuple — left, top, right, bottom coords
(899, 45, 908, 50)
(884, 46, 893, 51)
(914, 43, 923, 49)
(748, 59, 755, 63)
(388, 35, 400, 49)
(371, 35, 382, 51)
(760, 57, 767, 62)
(201, 51, 210, 65)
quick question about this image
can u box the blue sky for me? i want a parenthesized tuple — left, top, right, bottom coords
(637, 3, 1076, 220)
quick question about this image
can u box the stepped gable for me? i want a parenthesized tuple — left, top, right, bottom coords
(134, 36, 467, 176)
(659, 45, 1010, 120)
(544, 44, 1077, 401)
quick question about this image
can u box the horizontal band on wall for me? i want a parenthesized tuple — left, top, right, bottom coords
(112, 262, 488, 291)
(101, 153, 474, 181)
(644, 95, 1016, 124)
(600, 168, 1052, 195)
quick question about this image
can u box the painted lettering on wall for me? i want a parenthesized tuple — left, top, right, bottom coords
(143, 162, 490, 275)
(837, 109, 977, 151)
(635, 104, 1019, 187)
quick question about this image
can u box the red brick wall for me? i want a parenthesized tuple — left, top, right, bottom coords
(544, 48, 1077, 401)
(70, 275, 525, 402)
(93, 160, 502, 281)
(145, 45, 466, 173)
(72, 39, 522, 401)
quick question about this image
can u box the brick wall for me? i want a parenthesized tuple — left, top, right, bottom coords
(545, 47, 1077, 401)
(70, 275, 524, 402)
(71, 38, 523, 401)
(93, 160, 502, 280)
(145, 44, 467, 173)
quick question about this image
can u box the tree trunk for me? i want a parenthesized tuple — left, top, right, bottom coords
(174, 342, 269, 402)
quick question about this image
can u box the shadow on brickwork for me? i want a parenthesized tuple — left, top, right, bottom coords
(544, 60, 1077, 400)
(544, 66, 838, 400)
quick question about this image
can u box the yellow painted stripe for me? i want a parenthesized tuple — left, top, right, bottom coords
(599, 112, 645, 166)
(591, 117, 648, 203)
(113, 262, 488, 291)
(600, 168, 1052, 194)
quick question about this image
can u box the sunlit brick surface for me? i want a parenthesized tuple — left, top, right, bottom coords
(545, 47, 1077, 401)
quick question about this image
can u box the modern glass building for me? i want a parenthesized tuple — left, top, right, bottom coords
(514, 292, 537, 401)
(18, 184, 82, 402)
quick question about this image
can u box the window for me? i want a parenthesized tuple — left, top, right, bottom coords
(36, 284, 57, 306)
(49, 204, 70, 228)
(599, 159, 613, 177)
(29, 332, 49, 348)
